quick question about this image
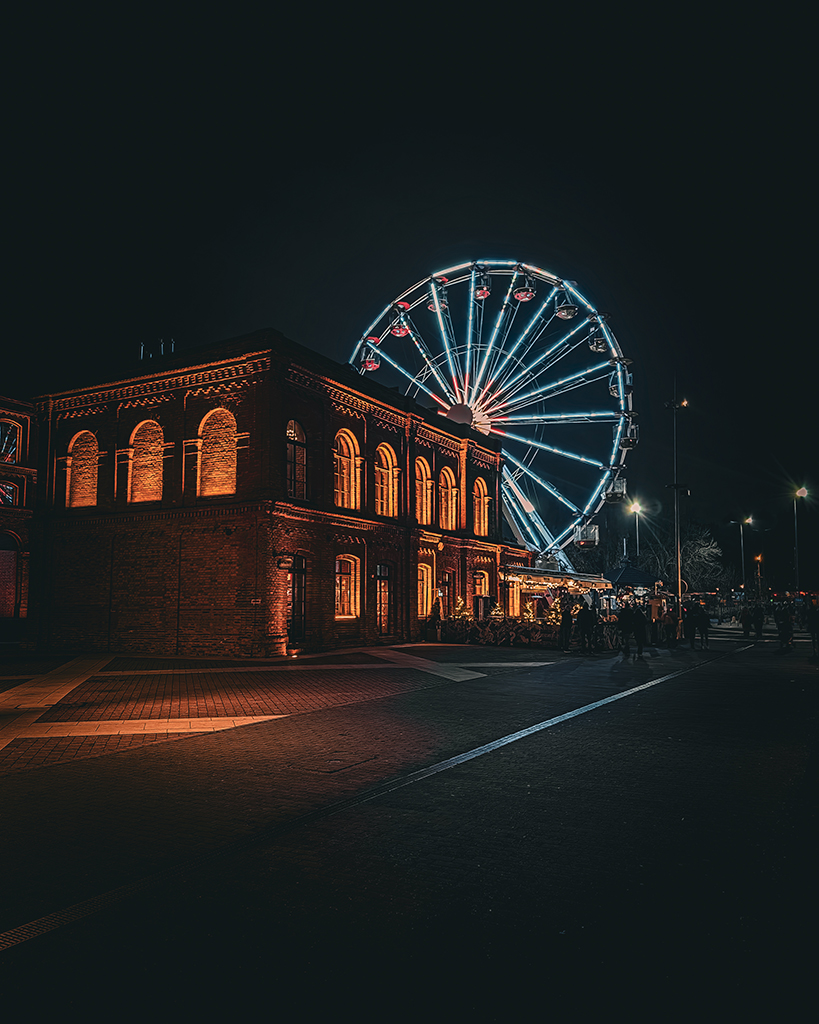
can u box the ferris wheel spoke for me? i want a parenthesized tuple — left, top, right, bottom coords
(374, 344, 451, 409)
(502, 481, 542, 549)
(492, 428, 607, 469)
(486, 361, 611, 418)
(502, 448, 582, 514)
(484, 318, 591, 409)
(491, 409, 624, 426)
(470, 269, 520, 404)
(404, 318, 458, 404)
(429, 281, 464, 403)
(502, 469, 555, 549)
(486, 287, 559, 391)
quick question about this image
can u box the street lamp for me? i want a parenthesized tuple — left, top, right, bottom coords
(629, 502, 642, 557)
(730, 517, 753, 596)
(755, 554, 764, 602)
(794, 487, 808, 592)
(665, 381, 689, 628)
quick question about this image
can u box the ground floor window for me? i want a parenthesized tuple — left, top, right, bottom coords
(418, 563, 433, 618)
(376, 562, 394, 634)
(335, 555, 360, 618)
(287, 555, 306, 641)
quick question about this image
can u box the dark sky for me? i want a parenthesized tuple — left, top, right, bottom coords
(4, 9, 815, 589)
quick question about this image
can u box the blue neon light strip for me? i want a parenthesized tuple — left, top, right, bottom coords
(485, 318, 591, 408)
(493, 361, 611, 417)
(492, 428, 606, 469)
(493, 410, 622, 424)
(502, 449, 582, 513)
(430, 282, 463, 404)
(375, 344, 450, 408)
(487, 286, 559, 389)
(471, 269, 520, 403)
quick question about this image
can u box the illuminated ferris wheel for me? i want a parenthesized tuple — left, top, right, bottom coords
(349, 260, 637, 570)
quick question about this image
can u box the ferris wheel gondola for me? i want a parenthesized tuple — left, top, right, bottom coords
(350, 260, 637, 570)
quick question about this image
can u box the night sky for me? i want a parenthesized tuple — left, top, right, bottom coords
(5, 9, 814, 589)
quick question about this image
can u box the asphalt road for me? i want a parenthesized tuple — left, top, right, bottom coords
(1, 637, 816, 1021)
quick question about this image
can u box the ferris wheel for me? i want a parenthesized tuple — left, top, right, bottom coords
(349, 260, 637, 570)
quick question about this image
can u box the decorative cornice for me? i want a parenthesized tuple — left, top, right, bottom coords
(40, 357, 270, 414)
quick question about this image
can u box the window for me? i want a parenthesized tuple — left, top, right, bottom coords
(129, 420, 163, 503)
(439, 467, 458, 531)
(198, 408, 237, 497)
(474, 570, 490, 596)
(335, 555, 360, 618)
(334, 430, 360, 510)
(1, 420, 20, 464)
(473, 477, 489, 536)
(286, 420, 307, 499)
(374, 444, 398, 517)
(415, 458, 433, 525)
(67, 431, 98, 508)
(376, 563, 394, 634)
(287, 555, 306, 641)
(417, 563, 434, 618)
(507, 578, 521, 617)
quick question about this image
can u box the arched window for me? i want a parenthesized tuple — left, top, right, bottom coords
(415, 458, 433, 525)
(474, 570, 490, 596)
(67, 431, 98, 508)
(335, 555, 361, 618)
(198, 409, 237, 497)
(417, 563, 434, 618)
(286, 420, 307, 499)
(473, 477, 489, 536)
(1, 420, 20, 464)
(438, 467, 458, 531)
(334, 430, 360, 510)
(374, 444, 398, 517)
(129, 420, 163, 503)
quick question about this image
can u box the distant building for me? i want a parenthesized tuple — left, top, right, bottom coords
(26, 329, 531, 656)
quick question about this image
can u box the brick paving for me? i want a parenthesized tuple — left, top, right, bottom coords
(0, 637, 816, 1018)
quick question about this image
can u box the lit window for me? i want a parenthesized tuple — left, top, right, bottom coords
(335, 555, 360, 618)
(417, 563, 434, 618)
(334, 430, 360, 510)
(287, 554, 306, 641)
(67, 431, 98, 508)
(375, 444, 398, 517)
(415, 458, 432, 525)
(376, 562, 394, 634)
(198, 409, 237, 497)
(439, 467, 458, 531)
(129, 420, 163, 503)
(286, 420, 307, 499)
(474, 570, 490, 596)
(0, 420, 20, 465)
(473, 476, 489, 536)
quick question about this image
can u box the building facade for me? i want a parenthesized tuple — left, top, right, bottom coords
(27, 329, 531, 656)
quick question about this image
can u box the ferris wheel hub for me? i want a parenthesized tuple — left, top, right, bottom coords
(445, 403, 474, 426)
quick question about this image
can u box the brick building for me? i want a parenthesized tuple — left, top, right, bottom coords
(26, 329, 531, 656)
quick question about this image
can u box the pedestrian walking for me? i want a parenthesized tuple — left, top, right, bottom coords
(696, 604, 710, 649)
(617, 602, 635, 657)
(661, 607, 677, 647)
(632, 604, 648, 657)
(559, 602, 574, 652)
(683, 604, 697, 649)
(576, 602, 597, 654)
(752, 604, 764, 640)
(740, 606, 752, 638)
(774, 603, 793, 654)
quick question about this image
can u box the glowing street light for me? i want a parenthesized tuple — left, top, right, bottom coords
(794, 487, 808, 592)
(629, 501, 642, 557)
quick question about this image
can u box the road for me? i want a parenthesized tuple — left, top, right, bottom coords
(1, 632, 816, 1020)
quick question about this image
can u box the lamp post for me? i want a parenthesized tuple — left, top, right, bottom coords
(730, 517, 752, 597)
(665, 380, 689, 629)
(755, 554, 763, 602)
(794, 487, 808, 592)
(629, 502, 642, 558)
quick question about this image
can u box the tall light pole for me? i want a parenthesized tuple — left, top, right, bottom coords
(730, 517, 752, 597)
(630, 502, 642, 557)
(794, 487, 808, 592)
(665, 380, 688, 626)
(755, 554, 764, 602)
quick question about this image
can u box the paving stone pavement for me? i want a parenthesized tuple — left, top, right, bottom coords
(0, 636, 816, 1020)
